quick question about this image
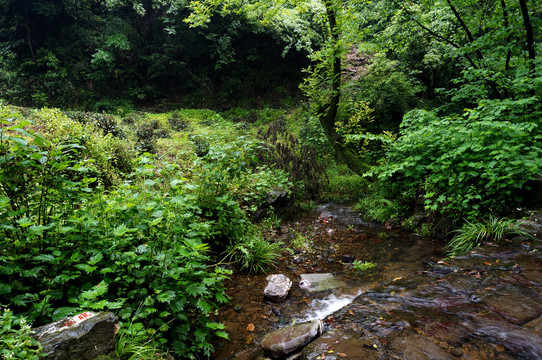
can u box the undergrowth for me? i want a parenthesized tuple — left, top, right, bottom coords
(446, 216, 534, 257)
(0, 104, 303, 358)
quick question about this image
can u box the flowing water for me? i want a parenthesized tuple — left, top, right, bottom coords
(211, 204, 542, 360)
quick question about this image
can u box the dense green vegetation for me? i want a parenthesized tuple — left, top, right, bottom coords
(1, 0, 541, 358)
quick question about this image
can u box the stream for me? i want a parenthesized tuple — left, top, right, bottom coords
(211, 203, 542, 360)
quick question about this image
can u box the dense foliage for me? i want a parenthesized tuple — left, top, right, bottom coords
(361, 0, 542, 224)
(0, 0, 541, 357)
(0, 104, 298, 358)
(0, 0, 308, 109)
(0, 309, 43, 359)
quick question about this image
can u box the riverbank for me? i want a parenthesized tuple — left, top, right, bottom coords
(211, 206, 542, 359)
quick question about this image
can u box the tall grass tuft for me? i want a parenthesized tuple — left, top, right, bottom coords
(446, 216, 533, 257)
(228, 237, 279, 273)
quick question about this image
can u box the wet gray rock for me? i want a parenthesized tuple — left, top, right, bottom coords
(301, 329, 379, 360)
(388, 332, 456, 360)
(266, 189, 290, 205)
(519, 218, 542, 233)
(424, 260, 460, 274)
(472, 317, 542, 358)
(33, 312, 119, 360)
(480, 285, 542, 325)
(261, 320, 324, 359)
(264, 274, 292, 301)
(299, 274, 342, 292)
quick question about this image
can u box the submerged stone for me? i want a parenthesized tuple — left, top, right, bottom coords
(33, 311, 119, 360)
(261, 320, 324, 359)
(481, 285, 542, 325)
(299, 273, 342, 292)
(388, 332, 456, 359)
(264, 274, 292, 301)
(301, 329, 379, 360)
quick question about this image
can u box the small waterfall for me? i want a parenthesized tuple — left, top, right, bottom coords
(296, 290, 362, 323)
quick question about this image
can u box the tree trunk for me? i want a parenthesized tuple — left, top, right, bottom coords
(500, 0, 512, 72)
(518, 0, 536, 75)
(319, 1, 371, 176)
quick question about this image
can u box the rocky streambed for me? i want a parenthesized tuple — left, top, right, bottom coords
(211, 204, 542, 360)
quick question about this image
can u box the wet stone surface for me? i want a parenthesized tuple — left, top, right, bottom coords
(33, 311, 119, 360)
(299, 273, 342, 292)
(264, 274, 293, 302)
(211, 204, 542, 360)
(301, 329, 379, 360)
(260, 320, 323, 359)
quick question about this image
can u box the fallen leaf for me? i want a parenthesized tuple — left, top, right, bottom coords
(495, 345, 505, 352)
(348, 310, 354, 315)
(337, 353, 348, 357)
(484, 262, 491, 266)
(392, 277, 402, 281)
(245, 335, 253, 344)
(246, 323, 255, 332)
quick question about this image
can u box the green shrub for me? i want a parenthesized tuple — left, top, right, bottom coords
(0, 309, 43, 360)
(356, 191, 403, 223)
(446, 216, 534, 257)
(346, 53, 420, 132)
(189, 134, 210, 157)
(298, 115, 330, 158)
(253, 108, 286, 127)
(135, 120, 170, 154)
(0, 118, 231, 357)
(322, 163, 368, 201)
(32, 107, 134, 186)
(68, 112, 124, 138)
(372, 98, 542, 221)
(233, 165, 292, 213)
(168, 111, 190, 131)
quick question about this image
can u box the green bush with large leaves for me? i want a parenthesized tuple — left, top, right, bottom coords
(0, 309, 44, 360)
(373, 96, 542, 221)
(0, 107, 238, 358)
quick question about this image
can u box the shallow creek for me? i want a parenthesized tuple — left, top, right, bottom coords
(211, 204, 542, 360)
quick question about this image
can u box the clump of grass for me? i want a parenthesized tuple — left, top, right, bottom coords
(228, 237, 279, 273)
(446, 216, 533, 257)
(352, 260, 377, 272)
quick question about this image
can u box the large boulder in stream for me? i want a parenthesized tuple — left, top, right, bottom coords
(261, 320, 324, 359)
(264, 274, 292, 302)
(33, 311, 119, 360)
